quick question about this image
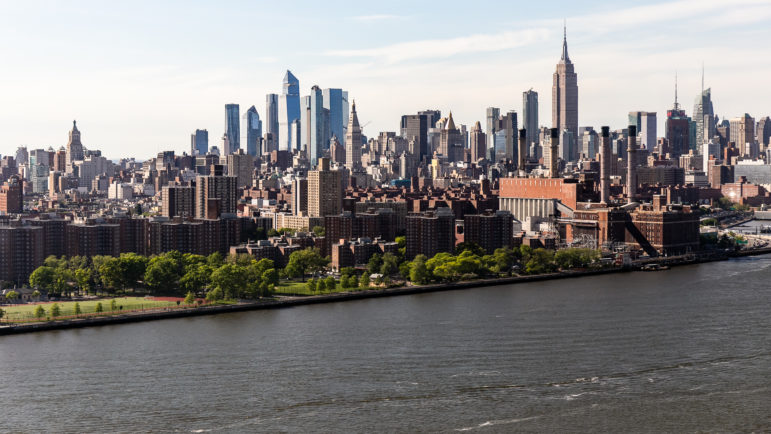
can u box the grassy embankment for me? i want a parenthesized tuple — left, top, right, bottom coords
(1, 297, 180, 323)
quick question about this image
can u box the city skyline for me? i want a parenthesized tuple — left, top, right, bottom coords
(1, 0, 770, 159)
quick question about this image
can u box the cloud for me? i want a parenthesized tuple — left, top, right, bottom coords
(349, 14, 405, 22)
(325, 28, 550, 64)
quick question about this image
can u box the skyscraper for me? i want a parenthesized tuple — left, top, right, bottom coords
(65, 120, 84, 169)
(307, 86, 330, 167)
(278, 70, 300, 151)
(346, 101, 362, 170)
(439, 112, 464, 162)
(666, 79, 690, 157)
(485, 107, 500, 155)
(400, 114, 429, 161)
(470, 121, 486, 163)
(195, 169, 238, 219)
(244, 106, 262, 156)
(265, 93, 279, 142)
(552, 26, 578, 145)
(323, 88, 348, 145)
(522, 90, 538, 152)
(190, 129, 208, 156)
(693, 69, 715, 149)
(730, 114, 756, 157)
(628, 111, 657, 152)
(224, 104, 240, 154)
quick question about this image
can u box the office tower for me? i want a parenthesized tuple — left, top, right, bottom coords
(730, 114, 756, 157)
(464, 210, 513, 254)
(244, 105, 262, 157)
(666, 81, 690, 158)
(757, 116, 771, 150)
(693, 72, 715, 149)
(53, 148, 66, 172)
(439, 112, 464, 162)
(0, 175, 23, 214)
(496, 111, 518, 161)
(191, 129, 209, 156)
(308, 157, 342, 218)
(469, 121, 486, 162)
(323, 88, 348, 145)
(15, 146, 28, 166)
(702, 140, 720, 175)
(292, 178, 308, 216)
(224, 104, 240, 154)
(517, 129, 527, 171)
(226, 150, 254, 188)
(627, 111, 655, 151)
(548, 128, 559, 178)
(600, 127, 611, 204)
(522, 90, 538, 151)
(345, 101, 362, 170)
(400, 114, 429, 161)
(405, 208, 455, 259)
(485, 107, 500, 152)
(65, 120, 84, 168)
(29, 149, 50, 193)
(307, 85, 330, 167)
(265, 93, 279, 143)
(627, 125, 638, 203)
(552, 26, 578, 145)
(195, 169, 238, 219)
(278, 70, 301, 151)
(419, 110, 442, 128)
(161, 185, 195, 218)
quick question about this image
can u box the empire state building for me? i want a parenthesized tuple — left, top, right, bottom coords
(552, 26, 578, 144)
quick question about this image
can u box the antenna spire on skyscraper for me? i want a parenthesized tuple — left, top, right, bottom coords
(674, 71, 679, 110)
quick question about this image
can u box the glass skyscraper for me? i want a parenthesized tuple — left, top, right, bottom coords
(191, 129, 208, 156)
(278, 70, 300, 151)
(225, 104, 240, 154)
(308, 86, 329, 167)
(265, 93, 279, 142)
(244, 106, 262, 156)
(522, 90, 538, 153)
(322, 88, 348, 144)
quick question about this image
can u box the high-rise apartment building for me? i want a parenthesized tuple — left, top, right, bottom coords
(244, 105, 262, 157)
(522, 90, 538, 152)
(345, 101, 362, 170)
(226, 150, 254, 188)
(307, 158, 342, 218)
(161, 185, 195, 218)
(278, 70, 301, 151)
(195, 168, 238, 219)
(191, 129, 209, 156)
(0, 224, 44, 284)
(552, 27, 578, 145)
(464, 210, 513, 254)
(292, 178, 308, 216)
(0, 176, 23, 214)
(405, 208, 455, 259)
(224, 104, 240, 154)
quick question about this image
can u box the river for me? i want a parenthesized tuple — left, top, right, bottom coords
(0, 256, 769, 433)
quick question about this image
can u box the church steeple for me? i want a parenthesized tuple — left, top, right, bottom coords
(560, 21, 571, 64)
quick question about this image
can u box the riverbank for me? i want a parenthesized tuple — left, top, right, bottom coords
(1, 248, 767, 336)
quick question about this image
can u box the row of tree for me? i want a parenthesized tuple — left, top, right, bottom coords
(28, 251, 279, 300)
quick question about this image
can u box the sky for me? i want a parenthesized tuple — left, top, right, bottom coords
(1, 0, 770, 160)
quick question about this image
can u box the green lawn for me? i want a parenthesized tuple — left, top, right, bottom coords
(0, 297, 180, 323)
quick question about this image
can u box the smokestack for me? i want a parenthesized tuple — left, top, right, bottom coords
(600, 126, 610, 204)
(627, 125, 637, 203)
(518, 129, 527, 174)
(549, 128, 560, 178)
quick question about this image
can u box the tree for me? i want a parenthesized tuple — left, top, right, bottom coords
(206, 252, 224, 268)
(324, 276, 336, 292)
(340, 267, 356, 278)
(31, 290, 41, 299)
(316, 279, 326, 292)
(51, 267, 73, 298)
(118, 253, 149, 291)
(98, 257, 123, 294)
(367, 254, 383, 275)
(180, 263, 212, 295)
(306, 279, 317, 293)
(29, 266, 55, 291)
(456, 241, 485, 257)
(205, 287, 223, 302)
(50, 303, 61, 317)
(95, 302, 104, 313)
(144, 256, 181, 295)
(285, 248, 329, 281)
(210, 264, 249, 300)
(409, 255, 431, 284)
(74, 267, 94, 295)
(359, 273, 370, 288)
(74, 302, 82, 316)
(0, 308, 4, 321)
(34, 305, 46, 318)
(311, 225, 326, 237)
(261, 268, 279, 287)
(184, 291, 195, 305)
(340, 275, 350, 289)
(4, 290, 19, 302)
(110, 299, 118, 311)
(380, 253, 400, 276)
(525, 248, 556, 275)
